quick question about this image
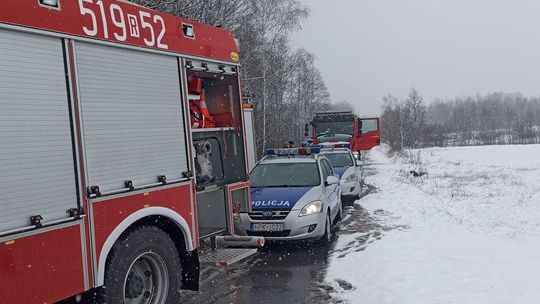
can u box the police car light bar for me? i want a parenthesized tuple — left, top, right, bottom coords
(318, 143, 351, 149)
(266, 147, 321, 156)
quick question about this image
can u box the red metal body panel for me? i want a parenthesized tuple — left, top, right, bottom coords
(91, 184, 194, 256)
(0, 224, 85, 304)
(0, 0, 239, 63)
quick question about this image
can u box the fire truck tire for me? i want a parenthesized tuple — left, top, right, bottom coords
(100, 225, 182, 304)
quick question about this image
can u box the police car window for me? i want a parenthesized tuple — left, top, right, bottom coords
(323, 153, 354, 167)
(321, 160, 333, 179)
(250, 163, 321, 188)
(325, 160, 335, 176)
(320, 161, 329, 181)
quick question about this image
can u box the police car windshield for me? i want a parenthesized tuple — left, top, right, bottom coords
(323, 153, 354, 167)
(250, 163, 320, 188)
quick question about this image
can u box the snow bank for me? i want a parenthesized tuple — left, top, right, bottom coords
(326, 144, 540, 303)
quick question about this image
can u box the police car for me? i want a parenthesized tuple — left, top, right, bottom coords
(241, 147, 342, 243)
(320, 145, 363, 201)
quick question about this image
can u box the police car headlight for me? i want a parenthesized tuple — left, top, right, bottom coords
(299, 201, 322, 217)
(344, 173, 357, 183)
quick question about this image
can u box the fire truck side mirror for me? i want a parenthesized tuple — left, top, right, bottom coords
(358, 120, 363, 135)
(304, 124, 309, 137)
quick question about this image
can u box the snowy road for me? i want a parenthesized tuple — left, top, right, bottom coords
(325, 145, 540, 303)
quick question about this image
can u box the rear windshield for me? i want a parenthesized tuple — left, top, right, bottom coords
(323, 153, 354, 167)
(250, 163, 320, 188)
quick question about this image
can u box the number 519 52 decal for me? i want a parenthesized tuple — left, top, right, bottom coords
(78, 0, 169, 49)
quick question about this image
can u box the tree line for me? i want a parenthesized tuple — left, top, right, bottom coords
(381, 89, 540, 151)
(131, 0, 335, 154)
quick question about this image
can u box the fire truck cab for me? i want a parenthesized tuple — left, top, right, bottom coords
(0, 1, 258, 303)
(306, 112, 381, 155)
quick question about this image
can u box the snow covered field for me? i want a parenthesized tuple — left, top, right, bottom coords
(326, 144, 540, 303)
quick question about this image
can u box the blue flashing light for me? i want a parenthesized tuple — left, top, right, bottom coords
(266, 149, 276, 155)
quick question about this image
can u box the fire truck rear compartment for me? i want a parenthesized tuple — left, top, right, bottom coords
(188, 69, 251, 239)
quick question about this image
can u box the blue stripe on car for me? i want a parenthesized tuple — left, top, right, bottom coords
(251, 187, 312, 210)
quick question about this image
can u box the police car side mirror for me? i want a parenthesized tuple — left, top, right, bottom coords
(356, 160, 364, 167)
(326, 176, 339, 186)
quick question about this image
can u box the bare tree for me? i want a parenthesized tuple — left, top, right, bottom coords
(401, 88, 427, 148)
(130, 0, 331, 155)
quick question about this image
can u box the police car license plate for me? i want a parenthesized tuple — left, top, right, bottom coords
(250, 223, 284, 232)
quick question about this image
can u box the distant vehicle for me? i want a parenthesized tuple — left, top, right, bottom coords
(241, 147, 342, 243)
(306, 112, 381, 156)
(320, 147, 363, 201)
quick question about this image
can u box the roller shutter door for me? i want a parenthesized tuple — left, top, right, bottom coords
(0, 29, 78, 233)
(75, 42, 188, 194)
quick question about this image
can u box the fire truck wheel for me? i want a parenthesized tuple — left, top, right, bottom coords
(101, 225, 182, 304)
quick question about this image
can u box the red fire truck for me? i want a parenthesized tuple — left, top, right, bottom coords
(0, 0, 260, 303)
(306, 112, 381, 154)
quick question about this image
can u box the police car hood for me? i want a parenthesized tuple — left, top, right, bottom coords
(251, 186, 321, 210)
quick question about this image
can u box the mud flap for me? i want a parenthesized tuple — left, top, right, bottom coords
(181, 249, 200, 291)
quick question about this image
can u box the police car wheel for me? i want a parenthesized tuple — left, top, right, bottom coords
(320, 213, 332, 245)
(335, 206, 343, 223)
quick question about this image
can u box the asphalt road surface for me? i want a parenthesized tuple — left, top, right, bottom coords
(180, 199, 377, 304)
(181, 164, 379, 304)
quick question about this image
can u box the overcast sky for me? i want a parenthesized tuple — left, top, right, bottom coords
(291, 0, 540, 116)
